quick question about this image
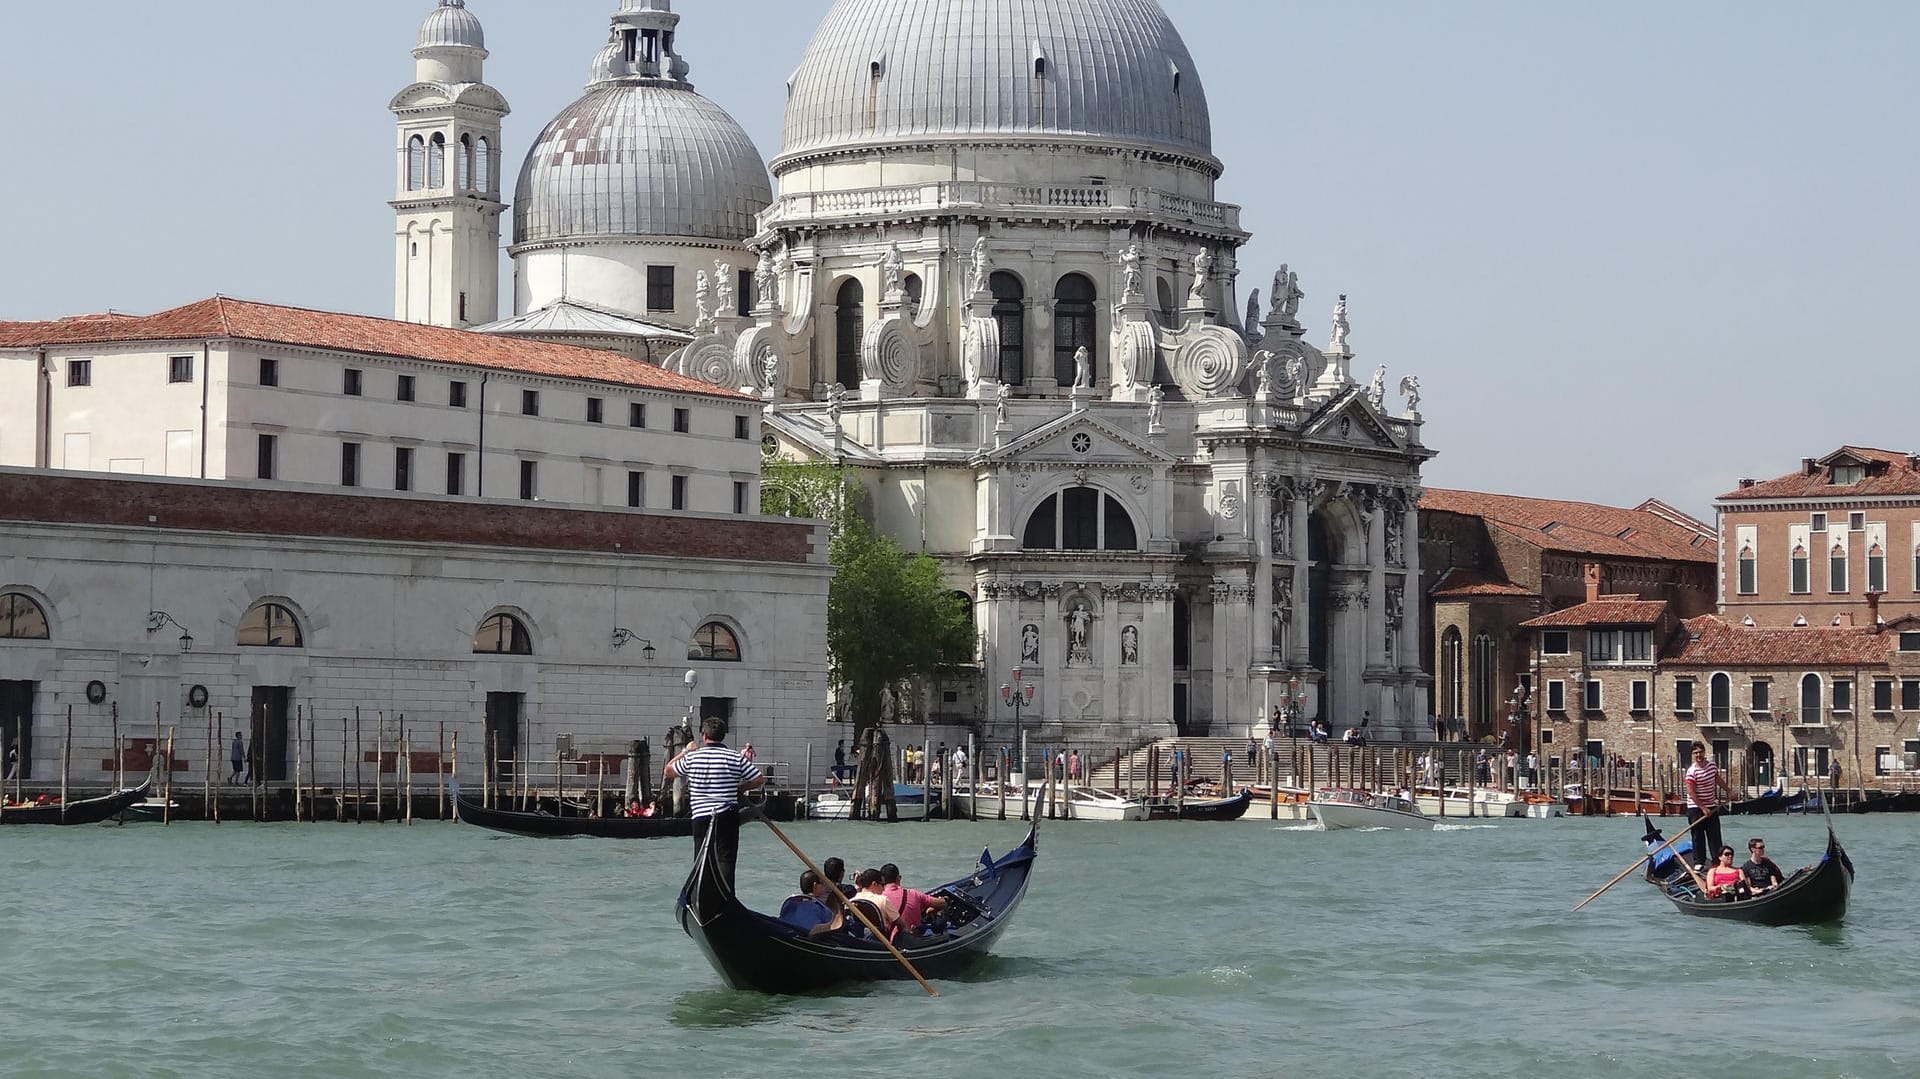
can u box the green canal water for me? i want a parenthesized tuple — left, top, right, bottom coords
(1, 812, 1913, 1078)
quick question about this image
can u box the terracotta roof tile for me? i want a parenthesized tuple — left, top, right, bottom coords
(1667, 615, 1891, 667)
(1719, 446, 1920, 500)
(1429, 568, 1536, 598)
(1420, 488, 1716, 564)
(0, 297, 750, 401)
(1520, 599, 1668, 628)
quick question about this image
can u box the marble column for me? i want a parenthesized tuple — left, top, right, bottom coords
(1288, 479, 1313, 670)
(1368, 487, 1389, 671)
(1251, 474, 1274, 663)
(1400, 489, 1423, 673)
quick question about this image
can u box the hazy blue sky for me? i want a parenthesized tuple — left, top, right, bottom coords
(2, 1, 1913, 515)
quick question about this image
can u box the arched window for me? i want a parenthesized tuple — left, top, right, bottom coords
(474, 613, 532, 655)
(1828, 537, 1848, 593)
(990, 272, 1025, 385)
(1709, 672, 1732, 724)
(689, 622, 741, 662)
(237, 602, 302, 648)
(476, 137, 492, 194)
(1021, 488, 1138, 551)
(1867, 541, 1887, 593)
(834, 278, 864, 390)
(902, 273, 923, 317)
(458, 133, 473, 190)
(0, 592, 50, 640)
(427, 133, 446, 189)
(1799, 673, 1822, 725)
(1440, 626, 1463, 730)
(1789, 541, 1810, 594)
(1052, 273, 1097, 386)
(407, 135, 426, 191)
(1156, 278, 1176, 328)
(1471, 633, 1497, 737)
(1737, 542, 1756, 595)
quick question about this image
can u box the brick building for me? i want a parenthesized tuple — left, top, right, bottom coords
(1718, 446, 1920, 628)
(1419, 489, 1716, 747)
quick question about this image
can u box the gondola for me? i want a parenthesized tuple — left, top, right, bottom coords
(1727, 785, 1806, 815)
(676, 822, 1038, 994)
(1146, 788, 1253, 821)
(1639, 815, 1852, 926)
(1843, 790, 1920, 813)
(0, 779, 153, 825)
(455, 786, 719, 838)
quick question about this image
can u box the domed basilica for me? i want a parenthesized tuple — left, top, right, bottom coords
(391, 0, 1434, 743)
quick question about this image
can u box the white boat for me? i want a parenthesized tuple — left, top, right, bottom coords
(950, 782, 1149, 821)
(805, 783, 936, 821)
(1310, 788, 1435, 831)
(1411, 787, 1527, 819)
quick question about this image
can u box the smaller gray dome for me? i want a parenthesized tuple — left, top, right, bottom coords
(418, 0, 484, 50)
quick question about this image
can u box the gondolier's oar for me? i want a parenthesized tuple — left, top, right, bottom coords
(762, 819, 940, 997)
(1571, 821, 1704, 911)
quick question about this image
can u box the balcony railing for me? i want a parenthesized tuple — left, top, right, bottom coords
(763, 182, 1243, 232)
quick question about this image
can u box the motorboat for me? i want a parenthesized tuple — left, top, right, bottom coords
(806, 783, 939, 821)
(949, 782, 1149, 821)
(1310, 788, 1435, 831)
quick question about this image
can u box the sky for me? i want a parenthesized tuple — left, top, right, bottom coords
(1, 1, 1914, 517)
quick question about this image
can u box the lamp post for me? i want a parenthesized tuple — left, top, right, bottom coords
(999, 666, 1035, 781)
(1507, 678, 1532, 787)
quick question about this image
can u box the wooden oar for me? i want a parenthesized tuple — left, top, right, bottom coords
(1571, 819, 1704, 912)
(762, 819, 939, 997)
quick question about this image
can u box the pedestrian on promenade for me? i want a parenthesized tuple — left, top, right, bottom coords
(229, 731, 245, 785)
(662, 715, 764, 890)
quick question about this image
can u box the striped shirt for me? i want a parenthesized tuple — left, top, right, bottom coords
(678, 743, 762, 818)
(1684, 759, 1721, 809)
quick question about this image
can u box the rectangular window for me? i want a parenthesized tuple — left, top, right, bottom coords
(733, 480, 748, 514)
(394, 447, 413, 492)
(449, 380, 468, 408)
(738, 268, 754, 316)
(446, 451, 465, 496)
(629, 402, 647, 428)
(1584, 680, 1602, 712)
(1903, 679, 1920, 711)
(521, 389, 540, 416)
(646, 265, 675, 312)
(256, 433, 277, 480)
(627, 470, 644, 508)
(734, 415, 750, 440)
(519, 460, 537, 501)
(343, 368, 363, 396)
(1541, 631, 1570, 656)
(1810, 512, 1827, 533)
(671, 474, 688, 510)
(1849, 511, 1866, 531)
(398, 375, 416, 402)
(1790, 551, 1810, 594)
(1868, 550, 1887, 593)
(341, 442, 360, 487)
(1622, 630, 1652, 662)
(1750, 679, 1770, 713)
(1586, 630, 1617, 663)
(67, 359, 91, 387)
(1875, 745, 1892, 776)
(1737, 555, 1756, 595)
(1673, 678, 1694, 713)
(1546, 680, 1566, 712)
(168, 355, 194, 383)
(1873, 678, 1894, 712)
(673, 407, 691, 433)
(1902, 631, 1920, 652)
(587, 397, 604, 423)
(259, 357, 279, 386)
(1832, 678, 1852, 714)
(1631, 680, 1649, 713)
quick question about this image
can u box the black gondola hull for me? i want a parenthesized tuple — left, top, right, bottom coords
(455, 791, 704, 838)
(0, 780, 153, 826)
(1643, 822, 1852, 926)
(1146, 789, 1254, 821)
(676, 824, 1037, 994)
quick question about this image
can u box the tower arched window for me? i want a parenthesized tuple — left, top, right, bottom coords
(474, 613, 532, 655)
(834, 278, 864, 390)
(990, 272, 1025, 385)
(1799, 673, 1822, 725)
(458, 134, 473, 190)
(0, 592, 50, 640)
(237, 602, 303, 648)
(427, 133, 446, 189)
(407, 135, 426, 191)
(1021, 488, 1138, 551)
(1052, 273, 1097, 386)
(1709, 672, 1732, 724)
(1440, 626, 1463, 729)
(689, 622, 742, 662)
(476, 137, 493, 194)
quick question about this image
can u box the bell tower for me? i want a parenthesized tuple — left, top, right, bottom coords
(390, 0, 509, 327)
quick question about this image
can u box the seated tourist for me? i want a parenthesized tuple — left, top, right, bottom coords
(1741, 838, 1786, 893)
(849, 868, 901, 937)
(624, 800, 644, 818)
(777, 870, 844, 936)
(879, 862, 948, 935)
(1705, 846, 1747, 900)
(822, 856, 856, 897)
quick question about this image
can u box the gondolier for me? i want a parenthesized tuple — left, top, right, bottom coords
(663, 716, 764, 889)
(1683, 744, 1731, 870)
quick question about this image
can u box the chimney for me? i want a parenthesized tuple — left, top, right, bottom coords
(1583, 562, 1603, 603)
(1867, 589, 1883, 626)
(1737, 478, 1755, 488)
(1801, 457, 1817, 476)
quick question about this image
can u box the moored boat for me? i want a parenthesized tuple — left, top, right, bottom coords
(676, 822, 1038, 994)
(1639, 815, 1851, 925)
(1311, 788, 1435, 831)
(1145, 789, 1253, 821)
(806, 783, 939, 820)
(949, 782, 1149, 821)
(0, 779, 153, 825)
(455, 787, 704, 838)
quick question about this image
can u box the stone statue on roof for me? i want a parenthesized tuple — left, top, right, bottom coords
(1330, 293, 1351, 355)
(1398, 374, 1422, 417)
(882, 242, 905, 299)
(1120, 243, 1144, 302)
(754, 249, 779, 311)
(1189, 248, 1213, 305)
(712, 260, 734, 315)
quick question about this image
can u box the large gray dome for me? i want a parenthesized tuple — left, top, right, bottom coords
(417, 0, 484, 50)
(513, 83, 772, 246)
(779, 0, 1213, 167)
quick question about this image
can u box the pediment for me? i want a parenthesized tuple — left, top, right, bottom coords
(983, 409, 1175, 466)
(1298, 390, 1404, 451)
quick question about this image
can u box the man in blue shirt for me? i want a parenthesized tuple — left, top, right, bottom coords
(777, 869, 844, 936)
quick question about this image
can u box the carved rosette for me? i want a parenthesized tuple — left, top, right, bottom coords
(1113, 316, 1156, 392)
(962, 311, 998, 387)
(1170, 325, 1248, 399)
(676, 333, 741, 388)
(734, 325, 780, 394)
(861, 314, 919, 393)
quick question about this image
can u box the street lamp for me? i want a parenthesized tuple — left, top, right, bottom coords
(147, 610, 193, 653)
(999, 665, 1035, 780)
